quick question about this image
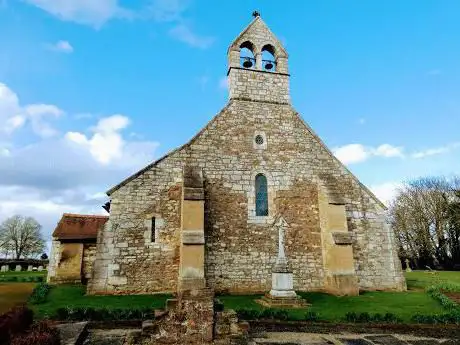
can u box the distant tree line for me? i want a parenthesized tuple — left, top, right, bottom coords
(0, 215, 46, 260)
(389, 176, 460, 270)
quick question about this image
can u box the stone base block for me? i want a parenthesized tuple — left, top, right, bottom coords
(257, 293, 309, 308)
(269, 288, 297, 298)
(325, 273, 359, 296)
(271, 271, 295, 294)
(177, 277, 206, 291)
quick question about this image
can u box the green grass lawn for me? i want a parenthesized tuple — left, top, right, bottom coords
(219, 290, 444, 322)
(27, 270, 460, 322)
(220, 271, 460, 323)
(405, 271, 460, 290)
(32, 284, 171, 319)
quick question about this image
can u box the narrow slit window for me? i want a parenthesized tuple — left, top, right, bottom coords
(151, 217, 156, 242)
(255, 174, 268, 216)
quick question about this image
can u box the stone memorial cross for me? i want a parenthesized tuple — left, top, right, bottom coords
(269, 216, 297, 298)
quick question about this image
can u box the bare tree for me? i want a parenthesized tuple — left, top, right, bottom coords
(389, 176, 460, 269)
(0, 215, 45, 260)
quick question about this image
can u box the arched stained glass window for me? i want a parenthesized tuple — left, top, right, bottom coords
(255, 174, 268, 216)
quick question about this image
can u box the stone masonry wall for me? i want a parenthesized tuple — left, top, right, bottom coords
(88, 168, 183, 294)
(89, 97, 405, 294)
(82, 244, 97, 279)
(46, 239, 60, 283)
(228, 68, 290, 104)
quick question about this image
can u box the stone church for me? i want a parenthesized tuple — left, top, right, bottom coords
(84, 15, 405, 296)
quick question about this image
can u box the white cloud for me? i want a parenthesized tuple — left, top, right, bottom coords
(169, 23, 215, 49)
(333, 144, 369, 164)
(374, 144, 404, 158)
(0, 83, 63, 137)
(25, 104, 64, 137)
(65, 114, 129, 164)
(0, 184, 108, 247)
(333, 143, 404, 165)
(219, 76, 228, 90)
(411, 142, 460, 159)
(0, 83, 160, 247)
(0, 81, 162, 257)
(23, 0, 130, 27)
(23, 0, 212, 49)
(370, 182, 402, 206)
(5, 116, 26, 133)
(65, 114, 159, 166)
(0, 122, 159, 246)
(149, 0, 188, 22)
(47, 40, 74, 53)
(0, 83, 24, 133)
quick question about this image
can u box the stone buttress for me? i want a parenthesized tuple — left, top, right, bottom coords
(178, 166, 206, 291)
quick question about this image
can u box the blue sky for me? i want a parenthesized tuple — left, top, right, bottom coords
(0, 0, 459, 245)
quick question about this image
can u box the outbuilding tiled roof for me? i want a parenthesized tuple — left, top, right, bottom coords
(52, 213, 108, 240)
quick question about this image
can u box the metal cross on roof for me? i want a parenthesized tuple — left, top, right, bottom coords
(252, 11, 260, 18)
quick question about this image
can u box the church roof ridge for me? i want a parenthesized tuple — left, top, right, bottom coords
(53, 213, 108, 240)
(62, 213, 109, 218)
(290, 108, 387, 210)
(106, 101, 234, 196)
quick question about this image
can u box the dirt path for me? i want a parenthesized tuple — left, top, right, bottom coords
(0, 282, 35, 314)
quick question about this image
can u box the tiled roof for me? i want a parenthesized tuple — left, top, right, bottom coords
(52, 213, 108, 240)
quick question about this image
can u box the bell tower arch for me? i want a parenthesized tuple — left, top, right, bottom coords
(226, 12, 290, 104)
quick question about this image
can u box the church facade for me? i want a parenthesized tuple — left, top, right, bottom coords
(87, 16, 405, 296)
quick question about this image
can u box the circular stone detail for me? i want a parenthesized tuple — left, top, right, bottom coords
(255, 135, 264, 145)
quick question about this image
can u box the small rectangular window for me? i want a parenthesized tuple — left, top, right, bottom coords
(151, 217, 156, 242)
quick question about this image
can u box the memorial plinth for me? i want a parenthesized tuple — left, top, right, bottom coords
(258, 217, 308, 308)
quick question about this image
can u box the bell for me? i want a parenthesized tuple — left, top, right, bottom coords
(265, 61, 273, 70)
(243, 58, 253, 68)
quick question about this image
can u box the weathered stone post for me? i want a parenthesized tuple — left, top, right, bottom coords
(27, 265, 33, 271)
(405, 258, 412, 272)
(15, 264, 22, 272)
(1, 265, 8, 272)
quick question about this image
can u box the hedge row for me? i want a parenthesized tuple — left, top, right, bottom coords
(52, 306, 155, 321)
(236, 309, 460, 325)
(235, 308, 318, 321)
(344, 312, 402, 324)
(0, 276, 44, 282)
(411, 311, 460, 324)
(426, 283, 460, 311)
(28, 283, 51, 305)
